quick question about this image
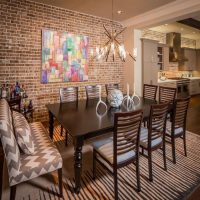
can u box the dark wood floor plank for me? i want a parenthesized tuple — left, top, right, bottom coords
(186, 95, 200, 199)
(187, 95, 200, 134)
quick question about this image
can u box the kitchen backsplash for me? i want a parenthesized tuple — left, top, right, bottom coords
(193, 71, 200, 77)
(158, 70, 193, 79)
(141, 29, 196, 49)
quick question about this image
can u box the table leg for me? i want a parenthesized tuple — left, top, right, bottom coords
(74, 137, 84, 194)
(49, 111, 54, 139)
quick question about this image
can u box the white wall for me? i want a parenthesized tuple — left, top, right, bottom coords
(123, 27, 142, 95)
(133, 29, 142, 96)
(196, 40, 200, 49)
(123, 26, 134, 93)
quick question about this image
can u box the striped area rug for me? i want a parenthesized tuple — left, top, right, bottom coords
(3, 124, 200, 200)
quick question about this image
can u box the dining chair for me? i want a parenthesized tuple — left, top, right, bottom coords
(165, 97, 190, 164)
(143, 84, 158, 127)
(85, 85, 100, 100)
(60, 87, 78, 103)
(105, 83, 119, 95)
(140, 103, 169, 182)
(143, 84, 158, 101)
(92, 110, 143, 200)
(159, 86, 177, 103)
(159, 86, 177, 122)
(59, 87, 78, 144)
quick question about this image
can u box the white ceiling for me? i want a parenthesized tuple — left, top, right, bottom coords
(149, 22, 200, 40)
(31, 0, 200, 41)
(32, 0, 175, 21)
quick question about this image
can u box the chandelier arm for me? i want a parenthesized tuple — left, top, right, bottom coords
(113, 38, 121, 46)
(114, 27, 126, 39)
(102, 40, 111, 48)
(127, 52, 136, 61)
(104, 32, 112, 40)
(103, 25, 112, 38)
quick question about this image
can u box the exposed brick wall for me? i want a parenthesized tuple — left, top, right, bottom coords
(0, 0, 124, 121)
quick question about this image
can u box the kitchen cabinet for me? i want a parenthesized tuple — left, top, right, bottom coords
(141, 39, 159, 85)
(196, 49, 200, 70)
(142, 39, 157, 62)
(157, 44, 169, 71)
(163, 46, 169, 70)
(179, 48, 197, 71)
(190, 79, 200, 95)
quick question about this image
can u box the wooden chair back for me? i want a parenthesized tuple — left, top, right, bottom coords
(85, 85, 100, 100)
(148, 103, 169, 148)
(172, 97, 190, 133)
(113, 110, 143, 165)
(105, 83, 119, 95)
(59, 87, 78, 103)
(143, 84, 158, 101)
(159, 86, 177, 103)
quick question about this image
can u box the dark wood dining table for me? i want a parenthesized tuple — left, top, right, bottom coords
(46, 97, 158, 193)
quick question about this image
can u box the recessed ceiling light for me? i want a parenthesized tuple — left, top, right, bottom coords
(165, 24, 168, 26)
(193, 32, 196, 34)
(180, 28, 184, 31)
(117, 10, 123, 14)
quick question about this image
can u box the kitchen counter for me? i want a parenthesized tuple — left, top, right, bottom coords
(158, 77, 200, 83)
(188, 77, 200, 80)
(157, 79, 177, 83)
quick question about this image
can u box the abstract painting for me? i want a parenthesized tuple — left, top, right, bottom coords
(41, 29, 89, 83)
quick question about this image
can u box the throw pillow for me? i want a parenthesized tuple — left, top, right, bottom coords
(12, 111, 35, 155)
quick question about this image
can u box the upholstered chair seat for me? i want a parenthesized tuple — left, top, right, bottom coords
(140, 127, 162, 148)
(166, 121, 184, 136)
(93, 138, 136, 165)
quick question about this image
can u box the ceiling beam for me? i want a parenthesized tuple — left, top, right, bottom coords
(178, 18, 200, 30)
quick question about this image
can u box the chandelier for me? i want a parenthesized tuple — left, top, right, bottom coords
(91, 0, 136, 62)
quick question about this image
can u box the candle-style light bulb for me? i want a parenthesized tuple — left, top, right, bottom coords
(127, 83, 129, 96)
(133, 48, 137, 57)
(99, 85, 101, 100)
(127, 83, 129, 108)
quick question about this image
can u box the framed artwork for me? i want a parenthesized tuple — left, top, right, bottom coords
(41, 29, 89, 83)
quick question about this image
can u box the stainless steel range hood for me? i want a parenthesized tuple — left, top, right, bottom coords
(166, 32, 188, 62)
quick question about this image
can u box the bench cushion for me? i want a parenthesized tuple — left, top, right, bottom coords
(0, 99, 21, 184)
(13, 111, 35, 155)
(10, 122, 63, 186)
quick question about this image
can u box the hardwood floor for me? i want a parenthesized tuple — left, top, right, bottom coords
(186, 95, 200, 200)
(187, 95, 200, 134)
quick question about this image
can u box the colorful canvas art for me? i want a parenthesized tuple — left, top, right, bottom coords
(41, 30, 89, 83)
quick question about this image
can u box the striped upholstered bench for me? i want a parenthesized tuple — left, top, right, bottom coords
(0, 99, 63, 200)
